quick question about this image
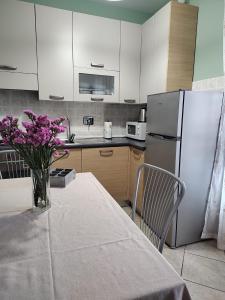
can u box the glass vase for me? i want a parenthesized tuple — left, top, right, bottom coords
(31, 168, 51, 212)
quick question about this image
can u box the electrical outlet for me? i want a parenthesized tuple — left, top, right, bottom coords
(83, 116, 94, 126)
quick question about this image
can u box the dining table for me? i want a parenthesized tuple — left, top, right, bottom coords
(0, 172, 191, 300)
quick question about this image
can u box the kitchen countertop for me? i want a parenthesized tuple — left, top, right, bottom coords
(0, 137, 146, 152)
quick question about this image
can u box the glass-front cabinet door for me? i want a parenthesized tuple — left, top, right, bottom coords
(74, 67, 119, 103)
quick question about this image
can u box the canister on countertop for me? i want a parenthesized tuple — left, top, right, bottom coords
(104, 121, 112, 139)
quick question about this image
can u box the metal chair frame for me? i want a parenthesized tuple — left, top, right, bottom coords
(132, 163, 186, 253)
(0, 150, 30, 179)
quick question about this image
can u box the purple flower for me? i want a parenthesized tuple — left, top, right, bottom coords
(0, 110, 68, 169)
(24, 110, 37, 121)
(37, 115, 50, 126)
(13, 137, 26, 144)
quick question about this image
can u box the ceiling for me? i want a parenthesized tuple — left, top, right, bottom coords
(87, 0, 171, 15)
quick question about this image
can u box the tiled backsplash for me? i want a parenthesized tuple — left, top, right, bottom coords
(0, 90, 141, 138)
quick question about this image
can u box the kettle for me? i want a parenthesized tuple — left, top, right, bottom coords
(139, 108, 146, 122)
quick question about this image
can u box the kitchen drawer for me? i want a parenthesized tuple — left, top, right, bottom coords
(82, 147, 129, 201)
(52, 149, 82, 172)
(129, 147, 144, 212)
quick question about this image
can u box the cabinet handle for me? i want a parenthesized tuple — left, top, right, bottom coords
(91, 63, 104, 68)
(91, 97, 104, 102)
(124, 99, 136, 104)
(133, 150, 141, 160)
(0, 65, 17, 71)
(49, 95, 64, 100)
(99, 149, 113, 157)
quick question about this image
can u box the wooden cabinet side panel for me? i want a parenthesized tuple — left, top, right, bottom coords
(82, 147, 129, 201)
(52, 149, 82, 172)
(167, 2, 198, 91)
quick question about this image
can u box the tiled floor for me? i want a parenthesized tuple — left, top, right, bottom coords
(123, 206, 225, 300)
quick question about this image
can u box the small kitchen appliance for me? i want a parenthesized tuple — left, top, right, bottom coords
(126, 122, 146, 141)
(139, 108, 147, 122)
(104, 121, 112, 139)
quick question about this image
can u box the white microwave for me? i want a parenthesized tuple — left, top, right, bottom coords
(126, 122, 146, 141)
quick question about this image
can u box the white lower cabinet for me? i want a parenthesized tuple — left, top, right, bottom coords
(74, 67, 119, 103)
(120, 22, 141, 104)
(36, 5, 73, 101)
(0, 0, 37, 90)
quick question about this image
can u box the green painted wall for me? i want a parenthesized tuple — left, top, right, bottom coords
(189, 0, 224, 81)
(21, 0, 150, 24)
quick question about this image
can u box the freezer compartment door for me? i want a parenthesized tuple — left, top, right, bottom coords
(147, 91, 184, 137)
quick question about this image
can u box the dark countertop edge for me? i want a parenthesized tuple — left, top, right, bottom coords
(63, 142, 146, 151)
(0, 138, 146, 152)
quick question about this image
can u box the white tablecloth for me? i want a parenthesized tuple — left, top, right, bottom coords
(0, 173, 191, 300)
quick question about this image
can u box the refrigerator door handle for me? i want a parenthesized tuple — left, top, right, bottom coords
(148, 133, 181, 141)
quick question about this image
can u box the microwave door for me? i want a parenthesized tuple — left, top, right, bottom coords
(128, 124, 136, 136)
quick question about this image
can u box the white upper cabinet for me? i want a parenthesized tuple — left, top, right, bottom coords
(120, 22, 141, 104)
(73, 13, 120, 71)
(0, 0, 37, 90)
(36, 5, 73, 101)
(140, 3, 171, 103)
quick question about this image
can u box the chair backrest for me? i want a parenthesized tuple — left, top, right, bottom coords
(0, 150, 30, 179)
(132, 163, 185, 253)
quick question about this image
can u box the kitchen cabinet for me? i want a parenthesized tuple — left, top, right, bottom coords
(74, 67, 119, 103)
(120, 22, 141, 104)
(52, 149, 82, 173)
(73, 13, 120, 71)
(0, 0, 37, 90)
(36, 5, 73, 101)
(82, 147, 129, 201)
(129, 147, 144, 212)
(140, 1, 198, 103)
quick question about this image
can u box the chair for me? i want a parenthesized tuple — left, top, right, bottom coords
(132, 163, 185, 253)
(0, 150, 30, 179)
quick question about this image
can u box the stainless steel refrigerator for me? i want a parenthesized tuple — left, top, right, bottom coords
(145, 90, 224, 248)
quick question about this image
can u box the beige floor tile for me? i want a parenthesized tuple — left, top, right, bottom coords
(122, 206, 132, 217)
(162, 247, 185, 275)
(183, 253, 225, 292)
(185, 280, 225, 300)
(185, 240, 225, 262)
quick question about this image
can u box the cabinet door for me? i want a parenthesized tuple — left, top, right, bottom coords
(140, 3, 171, 103)
(140, 16, 156, 103)
(129, 147, 144, 212)
(74, 67, 119, 103)
(120, 22, 141, 104)
(36, 5, 73, 101)
(82, 147, 129, 201)
(153, 3, 171, 94)
(74, 13, 120, 71)
(52, 149, 82, 173)
(0, 0, 37, 89)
